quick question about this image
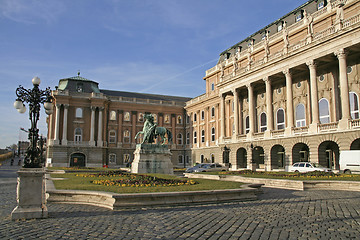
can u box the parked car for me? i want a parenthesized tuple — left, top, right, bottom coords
(193, 163, 228, 173)
(339, 150, 360, 174)
(185, 163, 208, 173)
(290, 162, 332, 173)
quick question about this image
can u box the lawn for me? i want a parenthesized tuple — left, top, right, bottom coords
(202, 170, 360, 181)
(50, 170, 244, 194)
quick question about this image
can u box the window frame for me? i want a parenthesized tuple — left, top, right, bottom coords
(319, 98, 330, 124)
(108, 130, 116, 143)
(295, 103, 306, 127)
(350, 92, 360, 119)
(276, 108, 285, 130)
(74, 128, 82, 143)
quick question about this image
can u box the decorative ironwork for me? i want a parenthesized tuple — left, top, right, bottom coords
(14, 77, 53, 168)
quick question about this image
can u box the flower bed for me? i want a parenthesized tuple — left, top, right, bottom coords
(76, 171, 197, 187)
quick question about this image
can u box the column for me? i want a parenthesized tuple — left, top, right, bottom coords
(247, 84, 255, 136)
(239, 97, 243, 135)
(131, 111, 137, 146)
(335, 48, 350, 129)
(90, 106, 96, 146)
(233, 89, 239, 138)
(220, 94, 226, 142)
(61, 104, 69, 145)
(97, 107, 104, 147)
(264, 77, 273, 138)
(307, 60, 319, 129)
(284, 69, 294, 133)
(197, 110, 201, 147)
(54, 104, 61, 145)
(205, 107, 209, 146)
(117, 110, 123, 147)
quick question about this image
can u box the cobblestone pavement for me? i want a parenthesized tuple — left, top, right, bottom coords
(1, 159, 360, 239)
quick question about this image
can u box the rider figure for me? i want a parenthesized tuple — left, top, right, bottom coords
(142, 114, 157, 144)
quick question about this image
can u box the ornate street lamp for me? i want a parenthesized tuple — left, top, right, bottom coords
(13, 77, 53, 168)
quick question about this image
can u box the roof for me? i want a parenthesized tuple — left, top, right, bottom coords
(100, 89, 192, 102)
(59, 75, 95, 83)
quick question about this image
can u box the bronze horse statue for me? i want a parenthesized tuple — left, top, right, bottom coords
(135, 114, 172, 145)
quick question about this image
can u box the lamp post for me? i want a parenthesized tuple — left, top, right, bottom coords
(13, 77, 53, 168)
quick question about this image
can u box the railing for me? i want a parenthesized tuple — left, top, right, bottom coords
(271, 129, 285, 137)
(253, 132, 265, 139)
(186, 93, 207, 106)
(343, 14, 360, 28)
(350, 119, 360, 128)
(318, 122, 338, 131)
(292, 126, 309, 134)
(313, 25, 336, 41)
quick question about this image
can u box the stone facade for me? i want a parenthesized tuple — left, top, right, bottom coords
(47, 75, 192, 168)
(185, 0, 360, 171)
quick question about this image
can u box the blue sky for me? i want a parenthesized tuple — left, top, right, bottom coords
(0, 0, 302, 148)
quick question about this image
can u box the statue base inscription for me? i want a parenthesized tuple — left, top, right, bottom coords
(131, 144, 173, 175)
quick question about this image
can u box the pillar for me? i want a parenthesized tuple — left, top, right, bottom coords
(284, 69, 294, 134)
(220, 94, 226, 142)
(97, 107, 104, 147)
(233, 89, 239, 138)
(307, 60, 319, 131)
(264, 77, 273, 138)
(247, 84, 255, 136)
(54, 104, 61, 145)
(90, 106, 96, 146)
(61, 104, 68, 145)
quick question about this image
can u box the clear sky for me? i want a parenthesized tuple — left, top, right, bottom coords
(0, 0, 302, 149)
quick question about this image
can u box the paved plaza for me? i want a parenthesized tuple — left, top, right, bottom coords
(1, 159, 360, 239)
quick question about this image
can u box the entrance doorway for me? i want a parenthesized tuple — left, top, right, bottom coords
(70, 153, 86, 167)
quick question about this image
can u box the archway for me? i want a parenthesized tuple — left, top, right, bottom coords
(70, 153, 86, 167)
(318, 141, 340, 170)
(236, 148, 247, 168)
(252, 146, 264, 169)
(292, 143, 309, 164)
(271, 145, 285, 169)
(222, 146, 230, 167)
(350, 138, 360, 150)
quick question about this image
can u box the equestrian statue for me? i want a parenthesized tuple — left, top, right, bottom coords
(135, 114, 172, 145)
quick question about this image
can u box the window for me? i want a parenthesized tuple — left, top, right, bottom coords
(317, 1, 326, 10)
(350, 92, 359, 119)
(211, 127, 216, 142)
(152, 113, 157, 123)
(201, 110, 205, 120)
(138, 113, 144, 122)
(186, 115, 190, 124)
(296, 82, 302, 88)
(260, 112, 267, 132)
(193, 131, 197, 144)
(177, 115, 183, 124)
(75, 108, 83, 118)
(277, 23, 283, 32)
(123, 154, 130, 163)
(109, 130, 116, 143)
(201, 130, 205, 143)
(200, 154, 204, 163)
(124, 112, 130, 121)
(177, 133, 183, 145)
(194, 113, 197, 122)
(211, 83, 215, 91)
(295, 11, 303, 22)
(277, 88, 282, 94)
(186, 156, 190, 164)
(296, 104, 306, 127)
(123, 130, 131, 143)
(347, 66, 353, 74)
(74, 128, 82, 143)
(110, 110, 116, 121)
(210, 153, 215, 163)
(164, 114, 170, 124)
(76, 83, 83, 92)
(319, 98, 330, 124)
(319, 75, 325, 82)
(178, 155, 184, 164)
(211, 107, 215, 117)
(109, 154, 116, 164)
(232, 101, 234, 112)
(186, 132, 190, 145)
(245, 116, 250, 134)
(277, 108, 285, 130)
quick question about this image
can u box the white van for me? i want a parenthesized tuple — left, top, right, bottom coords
(339, 150, 360, 174)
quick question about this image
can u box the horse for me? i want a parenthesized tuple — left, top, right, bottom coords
(154, 127, 172, 145)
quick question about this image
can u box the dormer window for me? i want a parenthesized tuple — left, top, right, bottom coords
(295, 10, 304, 22)
(277, 22, 283, 32)
(317, 0, 327, 10)
(225, 52, 231, 60)
(211, 83, 215, 91)
(76, 83, 83, 92)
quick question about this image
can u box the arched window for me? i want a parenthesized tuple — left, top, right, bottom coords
(194, 113, 197, 122)
(186, 132, 190, 145)
(177, 133, 183, 145)
(110, 111, 116, 121)
(123, 130, 130, 143)
(200, 154, 204, 163)
(201, 110, 205, 120)
(211, 127, 215, 142)
(193, 131, 197, 144)
(245, 116, 250, 134)
(109, 153, 116, 164)
(211, 107, 215, 117)
(178, 155, 184, 164)
(260, 112, 267, 132)
(319, 98, 330, 124)
(295, 103, 306, 127)
(124, 112, 130, 121)
(350, 92, 359, 119)
(277, 108, 285, 130)
(74, 128, 82, 143)
(138, 113, 144, 122)
(210, 153, 215, 163)
(75, 108, 83, 118)
(177, 115, 183, 124)
(201, 130, 205, 143)
(109, 130, 116, 143)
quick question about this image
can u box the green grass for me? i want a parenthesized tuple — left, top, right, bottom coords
(50, 171, 244, 194)
(201, 170, 360, 181)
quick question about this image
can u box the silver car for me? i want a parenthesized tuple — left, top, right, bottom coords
(290, 162, 332, 173)
(185, 163, 209, 173)
(193, 163, 228, 173)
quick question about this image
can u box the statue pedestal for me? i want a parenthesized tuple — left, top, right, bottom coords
(11, 168, 48, 220)
(131, 144, 173, 175)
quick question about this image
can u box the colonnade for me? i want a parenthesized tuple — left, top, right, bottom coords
(219, 48, 351, 141)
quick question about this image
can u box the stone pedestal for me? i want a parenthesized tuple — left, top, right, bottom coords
(131, 144, 173, 175)
(11, 168, 48, 220)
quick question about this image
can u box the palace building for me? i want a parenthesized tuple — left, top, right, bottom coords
(47, 0, 360, 171)
(46, 74, 192, 168)
(185, 0, 360, 171)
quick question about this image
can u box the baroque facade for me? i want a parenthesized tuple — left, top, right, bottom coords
(185, 0, 360, 171)
(47, 75, 192, 168)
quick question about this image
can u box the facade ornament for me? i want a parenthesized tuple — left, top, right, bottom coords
(263, 31, 270, 63)
(334, 48, 347, 59)
(282, 22, 289, 54)
(335, 2, 345, 32)
(306, 59, 316, 68)
(232, 56, 238, 76)
(303, 10, 313, 44)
